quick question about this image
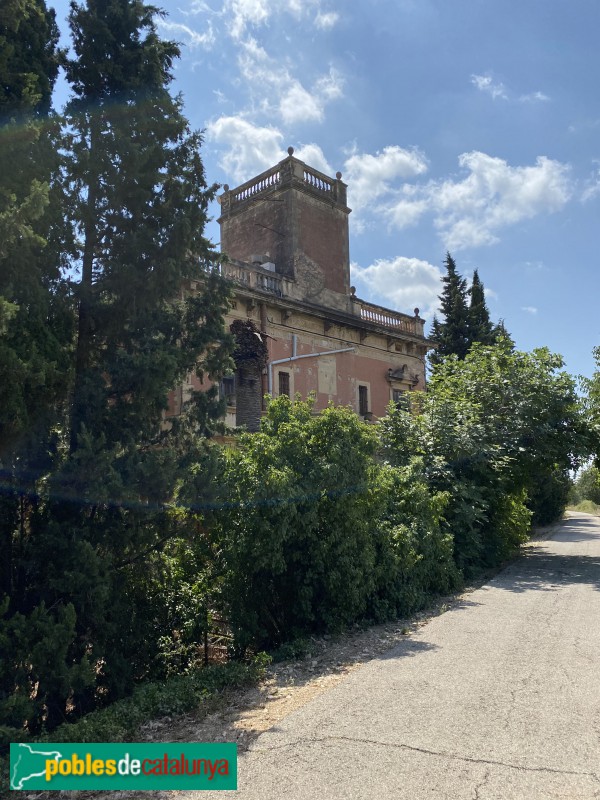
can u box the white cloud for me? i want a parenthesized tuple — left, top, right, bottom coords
(472, 74, 550, 105)
(237, 39, 343, 125)
(343, 146, 429, 211)
(350, 256, 443, 320)
(207, 117, 334, 185)
(279, 69, 343, 124)
(207, 116, 285, 184)
(314, 10, 339, 29)
(156, 19, 215, 48)
(314, 68, 344, 101)
(519, 91, 550, 103)
(208, 105, 340, 186)
(471, 73, 507, 100)
(385, 196, 429, 229)
(224, 0, 330, 40)
(226, 0, 273, 40)
(186, 1, 217, 14)
(384, 151, 572, 250)
(293, 143, 333, 175)
(279, 81, 323, 124)
(582, 165, 600, 203)
(521, 306, 538, 314)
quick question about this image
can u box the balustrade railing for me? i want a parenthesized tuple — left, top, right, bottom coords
(255, 272, 282, 295)
(222, 261, 251, 285)
(231, 167, 281, 203)
(220, 152, 348, 209)
(358, 302, 421, 334)
(201, 258, 283, 296)
(303, 167, 333, 193)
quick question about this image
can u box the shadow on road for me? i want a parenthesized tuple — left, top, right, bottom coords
(489, 516, 600, 594)
(549, 517, 600, 542)
(377, 638, 439, 661)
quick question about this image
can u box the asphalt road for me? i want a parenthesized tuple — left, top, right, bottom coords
(196, 512, 600, 800)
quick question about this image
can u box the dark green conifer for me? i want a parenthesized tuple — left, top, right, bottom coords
(0, 0, 60, 118)
(47, 0, 232, 710)
(429, 252, 470, 365)
(1, 0, 233, 735)
(467, 268, 495, 346)
(0, 0, 81, 739)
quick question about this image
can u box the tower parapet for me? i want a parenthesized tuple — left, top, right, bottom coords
(218, 148, 351, 310)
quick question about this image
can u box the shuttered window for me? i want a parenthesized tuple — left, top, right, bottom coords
(358, 385, 369, 415)
(278, 371, 290, 397)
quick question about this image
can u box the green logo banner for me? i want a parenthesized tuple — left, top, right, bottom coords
(10, 742, 237, 791)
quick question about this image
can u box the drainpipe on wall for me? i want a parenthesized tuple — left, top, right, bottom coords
(267, 335, 356, 396)
(259, 302, 268, 407)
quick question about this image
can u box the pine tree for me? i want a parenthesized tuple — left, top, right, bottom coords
(40, 0, 232, 710)
(0, 0, 83, 740)
(0, 0, 66, 455)
(429, 252, 470, 365)
(0, 0, 60, 118)
(467, 269, 495, 346)
(493, 318, 515, 348)
(0, 0, 68, 599)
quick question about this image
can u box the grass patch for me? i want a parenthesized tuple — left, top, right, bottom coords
(270, 638, 311, 663)
(1, 654, 269, 794)
(568, 501, 600, 516)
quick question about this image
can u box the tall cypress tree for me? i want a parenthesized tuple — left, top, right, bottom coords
(0, 0, 81, 739)
(0, 0, 68, 600)
(431, 257, 514, 369)
(467, 268, 495, 346)
(0, 0, 60, 117)
(62, 0, 230, 456)
(429, 252, 470, 365)
(41, 0, 232, 709)
(0, 0, 66, 454)
(0, 1, 233, 736)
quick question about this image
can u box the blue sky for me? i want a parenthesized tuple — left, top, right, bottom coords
(50, 0, 600, 378)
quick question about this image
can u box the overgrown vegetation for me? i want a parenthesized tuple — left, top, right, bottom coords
(570, 465, 600, 507)
(0, 654, 269, 795)
(202, 339, 588, 657)
(1, 0, 232, 744)
(1, 0, 598, 758)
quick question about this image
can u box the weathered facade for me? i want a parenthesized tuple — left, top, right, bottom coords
(177, 148, 433, 430)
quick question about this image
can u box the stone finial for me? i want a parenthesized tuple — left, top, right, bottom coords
(350, 286, 356, 296)
(223, 184, 229, 192)
(287, 146, 294, 156)
(414, 307, 420, 317)
(336, 171, 342, 180)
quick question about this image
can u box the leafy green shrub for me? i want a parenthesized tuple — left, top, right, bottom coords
(569, 499, 600, 515)
(0, 597, 95, 737)
(0, 655, 268, 748)
(270, 638, 311, 662)
(570, 465, 600, 506)
(209, 397, 381, 652)
(369, 460, 459, 620)
(484, 490, 532, 564)
(528, 468, 571, 525)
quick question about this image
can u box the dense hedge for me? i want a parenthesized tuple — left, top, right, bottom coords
(1, 341, 590, 740)
(206, 340, 589, 651)
(207, 399, 460, 653)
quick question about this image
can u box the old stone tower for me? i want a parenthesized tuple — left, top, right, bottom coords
(218, 147, 352, 314)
